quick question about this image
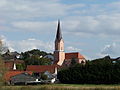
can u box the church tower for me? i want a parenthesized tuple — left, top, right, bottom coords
(54, 20, 65, 66)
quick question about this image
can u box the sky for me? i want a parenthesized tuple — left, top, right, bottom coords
(0, 0, 120, 60)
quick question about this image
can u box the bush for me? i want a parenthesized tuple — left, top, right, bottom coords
(41, 73, 48, 80)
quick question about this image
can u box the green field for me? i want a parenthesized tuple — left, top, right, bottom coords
(1, 84, 120, 90)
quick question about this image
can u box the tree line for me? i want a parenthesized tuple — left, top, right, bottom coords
(58, 56, 120, 84)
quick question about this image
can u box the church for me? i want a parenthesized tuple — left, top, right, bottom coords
(26, 20, 86, 74)
(54, 20, 86, 66)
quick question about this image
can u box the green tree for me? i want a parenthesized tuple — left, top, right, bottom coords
(25, 55, 51, 65)
(41, 73, 48, 80)
(20, 49, 52, 65)
(16, 63, 25, 70)
(58, 56, 120, 84)
(0, 57, 7, 85)
(70, 58, 77, 66)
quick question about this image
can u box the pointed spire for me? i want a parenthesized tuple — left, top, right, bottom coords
(55, 20, 62, 41)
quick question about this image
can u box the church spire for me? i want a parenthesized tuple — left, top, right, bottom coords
(55, 20, 62, 41)
(54, 20, 65, 66)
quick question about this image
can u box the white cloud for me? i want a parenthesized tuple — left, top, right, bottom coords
(1, 35, 83, 53)
(9, 13, 120, 37)
(100, 43, 120, 57)
(63, 13, 120, 37)
(2, 37, 54, 53)
(11, 21, 56, 32)
(7, 39, 82, 53)
(0, 0, 67, 20)
(66, 46, 82, 52)
(101, 43, 116, 55)
(0, 0, 120, 37)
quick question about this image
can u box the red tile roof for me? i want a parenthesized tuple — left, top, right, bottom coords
(65, 52, 85, 60)
(26, 65, 58, 73)
(4, 71, 33, 81)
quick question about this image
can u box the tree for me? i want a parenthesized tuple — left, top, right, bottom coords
(58, 56, 120, 84)
(41, 73, 48, 80)
(21, 49, 52, 66)
(0, 40, 8, 55)
(16, 64, 25, 70)
(24, 55, 51, 65)
(0, 57, 7, 85)
(21, 49, 52, 60)
(70, 58, 77, 66)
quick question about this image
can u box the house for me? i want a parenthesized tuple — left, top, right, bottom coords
(2, 50, 21, 60)
(4, 71, 33, 85)
(26, 65, 58, 73)
(4, 59, 25, 70)
(26, 65, 58, 83)
(10, 72, 36, 85)
(111, 57, 120, 63)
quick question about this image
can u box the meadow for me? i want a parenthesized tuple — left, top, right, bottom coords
(1, 84, 120, 90)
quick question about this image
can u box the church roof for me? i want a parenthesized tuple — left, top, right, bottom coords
(55, 20, 62, 41)
(65, 52, 85, 60)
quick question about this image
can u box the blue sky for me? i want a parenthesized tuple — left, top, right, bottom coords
(0, 0, 120, 60)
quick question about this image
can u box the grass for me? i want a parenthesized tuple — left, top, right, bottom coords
(1, 84, 120, 90)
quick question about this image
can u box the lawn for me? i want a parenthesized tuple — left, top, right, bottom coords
(1, 84, 120, 90)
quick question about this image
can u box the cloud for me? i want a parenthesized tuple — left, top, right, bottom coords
(11, 21, 56, 32)
(1, 0, 120, 37)
(1, 35, 83, 53)
(0, 0, 67, 20)
(63, 13, 120, 37)
(2, 37, 54, 53)
(101, 43, 116, 55)
(9, 13, 120, 37)
(1, 0, 120, 59)
(99, 43, 120, 57)
(66, 46, 82, 52)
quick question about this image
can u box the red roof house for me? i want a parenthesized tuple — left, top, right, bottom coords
(26, 65, 59, 73)
(4, 71, 33, 81)
(4, 60, 24, 70)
